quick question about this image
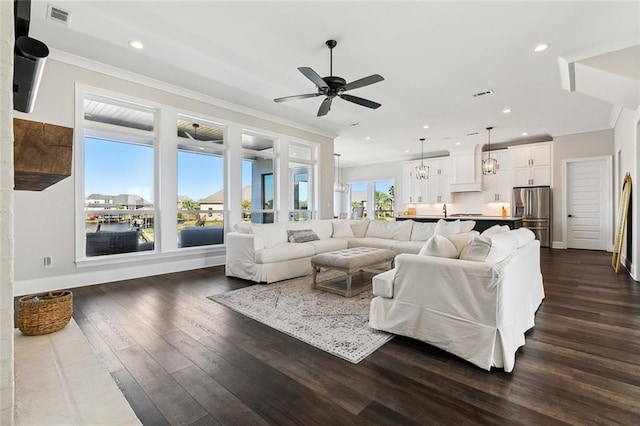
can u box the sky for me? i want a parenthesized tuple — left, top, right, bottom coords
(85, 137, 252, 202)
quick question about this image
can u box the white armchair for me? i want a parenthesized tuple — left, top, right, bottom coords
(369, 230, 544, 372)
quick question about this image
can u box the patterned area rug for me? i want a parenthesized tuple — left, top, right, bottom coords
(208, 271, 393, 364)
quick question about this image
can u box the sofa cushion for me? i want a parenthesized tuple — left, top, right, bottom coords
(443, 231, 480, 256)
(434, 219, 461, 235)
(366, 220, 412, 241)
(303, 238, 349, 254)
(410, 221, 437, 241)
(288, 219, 333, 240)
(251, 223, 288, 248)
(391, 240, 425, 255)
(255, 242, 316, 264)
(350, 219, 370, 237)
(485, 232, 519, 264)
(332, 219, 355, 238)
(459, 235, 492, 262)
(287, 229, 320, 243)
(418, 235, 458, 258)
(348, 237, 396, 250)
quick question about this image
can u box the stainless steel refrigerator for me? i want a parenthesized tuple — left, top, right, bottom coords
(512, 186, 552, 247)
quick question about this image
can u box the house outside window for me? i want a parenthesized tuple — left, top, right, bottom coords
(242, 130, 276, 224)
(81, 95, 157, 257)
(176, 116, 225, 248)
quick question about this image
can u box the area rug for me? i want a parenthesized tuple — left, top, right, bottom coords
(208, 272, 393, 364)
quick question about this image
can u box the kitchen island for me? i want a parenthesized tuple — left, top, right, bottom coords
(396, 215, 522, 233)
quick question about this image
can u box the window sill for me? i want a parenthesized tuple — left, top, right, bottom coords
(75, 244, 226, 268)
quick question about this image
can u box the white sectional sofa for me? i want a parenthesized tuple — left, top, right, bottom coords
(369, 227, 544, 372)
(225, 218, 476, 283)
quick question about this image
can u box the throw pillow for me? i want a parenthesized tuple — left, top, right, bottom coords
(332, 219, 355, 238)
(410, 222, 437, 241)
(443, 231, 480, 256)
(434, 219, 461, 236)
(485, 232, 519, 263)
(350, 219, 370, 237)
(459, 220, 476, 233)
(418, 235, 459, 258)
(459, 235, 492, 262)
(287, 229, 320, 243)
(511, 227, 535, 247)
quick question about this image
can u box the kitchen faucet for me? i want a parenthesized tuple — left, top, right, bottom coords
(442, 203, 447, 218)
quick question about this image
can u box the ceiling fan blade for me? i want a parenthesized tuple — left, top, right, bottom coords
(184, 131, 195, 140)
(273, 93, 320, 103)
(343, 74, 384, 91)
(339, 94, 381, 109)
(298, 67, 329, 90)
(317, 97, 332, 117)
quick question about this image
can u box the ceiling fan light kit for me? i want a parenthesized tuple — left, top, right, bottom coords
(274, 40, 384, 117)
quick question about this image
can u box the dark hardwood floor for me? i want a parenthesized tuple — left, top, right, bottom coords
(70, 249, 640, 425)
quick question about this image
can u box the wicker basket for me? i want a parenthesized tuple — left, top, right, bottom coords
(18, 290, 73, 336)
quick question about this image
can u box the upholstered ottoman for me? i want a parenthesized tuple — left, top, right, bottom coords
(310, 247, 396, 297)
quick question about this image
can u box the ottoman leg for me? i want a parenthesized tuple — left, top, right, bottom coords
(312, 265, 319, 290)
(345, 273, 353, 297)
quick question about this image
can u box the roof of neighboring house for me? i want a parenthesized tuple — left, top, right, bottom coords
(200, 186, 251, 204)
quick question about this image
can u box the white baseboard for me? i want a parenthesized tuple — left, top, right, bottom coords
(14, 254, 226, 297)
(552, 241, 566, 249)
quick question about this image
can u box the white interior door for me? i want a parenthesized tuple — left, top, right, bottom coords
(566, 158, 610, 250)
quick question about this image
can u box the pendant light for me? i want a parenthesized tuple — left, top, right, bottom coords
(482, 126, 498, 175)
(415, 138, 429, 180)
(333, 153, 346, 192)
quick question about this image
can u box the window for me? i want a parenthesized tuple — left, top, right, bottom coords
(82, 96, 156, 257)
(242, 130, 276, 223)
(176, 116, 225, 248)
(289, 143, 316, 221)
(348, 179, 395, 220)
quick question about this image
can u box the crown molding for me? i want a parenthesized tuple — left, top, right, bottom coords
(48, 48, 336, 139)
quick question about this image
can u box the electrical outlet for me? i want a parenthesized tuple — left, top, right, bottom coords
(43, 256, 53, 269)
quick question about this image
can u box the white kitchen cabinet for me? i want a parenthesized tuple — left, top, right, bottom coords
(510, 143, 552, 187)
(482, 150, 511, 202)
(402, 157, 450, 204)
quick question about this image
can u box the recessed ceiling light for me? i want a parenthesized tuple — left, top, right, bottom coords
(455, 142, 461, 146)
(128, 40, 144, 50)
(365, 136, 371, 140)
(405, 150, 410, 153)
(521, 132, 528, 136)
(423, 125, 429, 129)
(503, 108, 512, 114)
(534, 43, 549, 52)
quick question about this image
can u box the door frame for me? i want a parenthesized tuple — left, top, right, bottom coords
(561, 155, 613, 251)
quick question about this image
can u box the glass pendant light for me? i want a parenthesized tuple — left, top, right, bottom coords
(482, 126, 498, 175)
(333, 153, 346, 192)
(415, 138, 429, 179)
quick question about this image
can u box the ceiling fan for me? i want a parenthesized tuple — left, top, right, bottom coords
(274, 40, 384, 117)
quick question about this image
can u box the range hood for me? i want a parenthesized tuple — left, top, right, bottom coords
(449, 146, 482, 192)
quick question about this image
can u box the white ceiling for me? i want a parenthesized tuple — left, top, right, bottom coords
(28, 1, 640, 166)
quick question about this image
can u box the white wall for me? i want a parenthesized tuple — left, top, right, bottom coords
(13, 59, 334, 295)
(614, 107, 639, 280)
(0, 1, 14, 423)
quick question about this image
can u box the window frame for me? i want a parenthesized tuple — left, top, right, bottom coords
(288, 141, 318, 221)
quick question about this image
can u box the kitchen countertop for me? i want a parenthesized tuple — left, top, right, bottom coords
(398, 215, 522, 221)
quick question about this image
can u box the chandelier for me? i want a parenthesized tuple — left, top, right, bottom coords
(415, 138, 429, 180)
(333, 153, 347, 192)
(482, 126, 498, 175)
